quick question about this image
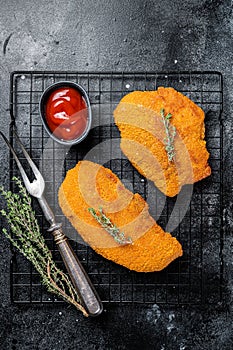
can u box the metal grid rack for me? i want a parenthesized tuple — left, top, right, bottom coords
(9, 71, 223, 306)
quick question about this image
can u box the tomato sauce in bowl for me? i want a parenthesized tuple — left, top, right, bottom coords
(40, 82, 92, 145)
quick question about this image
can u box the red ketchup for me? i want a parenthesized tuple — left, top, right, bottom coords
(45, 87, 88, 141)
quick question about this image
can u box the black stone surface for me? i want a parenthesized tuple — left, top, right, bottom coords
(0, 0, 232, 349)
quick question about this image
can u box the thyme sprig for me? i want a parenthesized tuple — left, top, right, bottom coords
(88, 207, 132, 245)
(160, 108, 176, 162)
(0, 177, 88, 316)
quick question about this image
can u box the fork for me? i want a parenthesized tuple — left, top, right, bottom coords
(0, 130, 103, 317)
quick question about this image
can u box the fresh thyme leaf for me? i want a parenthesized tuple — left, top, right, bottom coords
(166, 113, 172, 120)
(160, 109, 176, 162)
(0, 178, 88, 316)
(88, 207, 132, 245)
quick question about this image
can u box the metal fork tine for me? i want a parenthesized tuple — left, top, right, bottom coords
(13, 130, 43, 181)
(0, 131, 32, 192)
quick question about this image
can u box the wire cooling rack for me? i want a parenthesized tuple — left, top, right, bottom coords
(9, 71, 223, 306)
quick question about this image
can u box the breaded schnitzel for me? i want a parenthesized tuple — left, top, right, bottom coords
(114, 87, 211, 197)
(58, 160, 182, 272)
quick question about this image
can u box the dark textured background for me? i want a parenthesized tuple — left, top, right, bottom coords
(0, 1, 232, 349)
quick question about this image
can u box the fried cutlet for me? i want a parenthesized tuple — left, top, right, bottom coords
(58, 160, 183, 272)
(114, 87, 211, 197)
